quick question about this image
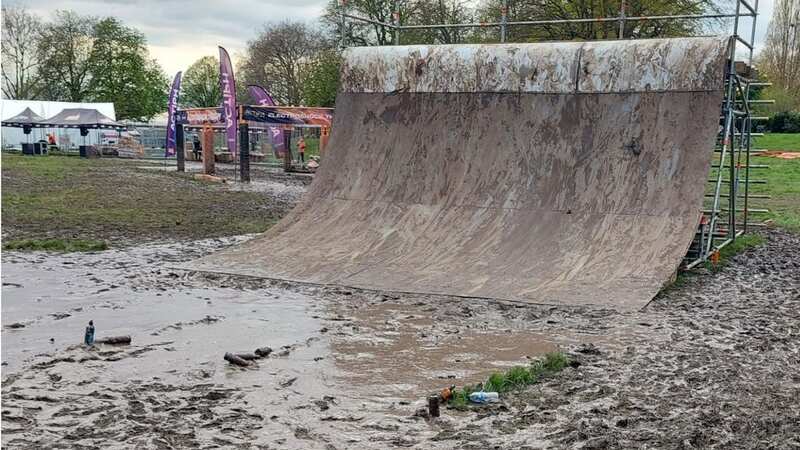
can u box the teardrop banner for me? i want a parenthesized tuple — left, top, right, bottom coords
(165, 71, 182, 157)
(219, 46, 237, 157)
(248, 84, 285, 157)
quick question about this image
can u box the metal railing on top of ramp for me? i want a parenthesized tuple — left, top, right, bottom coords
(339, 0, 769, 270)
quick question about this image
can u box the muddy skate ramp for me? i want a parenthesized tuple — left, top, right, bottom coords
(188, 37, 730, 311)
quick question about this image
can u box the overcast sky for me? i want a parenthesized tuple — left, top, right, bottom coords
(18, 0, 776, 76)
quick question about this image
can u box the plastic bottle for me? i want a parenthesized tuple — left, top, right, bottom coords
(469, 391, 499, 404)
(84, 320, 95, 346)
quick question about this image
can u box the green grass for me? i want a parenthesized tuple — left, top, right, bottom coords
(753, 133, 800, 151)
(2, 152, 95, 181)
(748, 155, 800, 232)
(706, 148, 800, 233)
(448, 352, 570, 409)
(3, 238, 108, 252)
(718, 234, 765, 260)
(705, 233, 766, 272)
(302, 137, 322, 158)
(2, 154, 289, 245)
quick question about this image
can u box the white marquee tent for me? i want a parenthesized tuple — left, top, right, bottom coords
(1, 99, 117, 149)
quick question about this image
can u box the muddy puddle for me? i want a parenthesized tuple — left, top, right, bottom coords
(329, 300, 557, 400)
(1, 238, 573, 448)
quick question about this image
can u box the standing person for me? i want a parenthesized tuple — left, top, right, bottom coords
(192, 134, 202, 161)
(297, 136, 306, 163)
(84, 320, 95, 346)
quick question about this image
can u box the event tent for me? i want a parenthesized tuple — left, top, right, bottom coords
(39, 108, 123, 129)
(1, 100, 118, 149)
(1, 107, 45, 128)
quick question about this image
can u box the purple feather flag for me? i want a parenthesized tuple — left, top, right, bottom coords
(165, 71, 182, 157)
(219, 46, 237, 157)
(248, 84, 285, 157)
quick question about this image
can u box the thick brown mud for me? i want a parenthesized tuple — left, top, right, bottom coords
(2, 230, 799, 448)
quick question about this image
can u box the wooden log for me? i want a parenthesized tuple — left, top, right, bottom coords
(235, 353, 259, 361)
(224, 352, 251, 367)
(254, 347, 273, 358)
(96, 335, 131, 345)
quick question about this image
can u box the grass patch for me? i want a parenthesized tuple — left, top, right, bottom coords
(748, 155, 800, 232)
(699, 233, 766, 273)
(718, 234, 765, 261)
(447, 352, 570, 409)
(706, 151, 800, 233)
(3, 238, 108, 252)
(754, 133, 800, 151)
(1, 154, 291, 245)
(1, 152, 99, 181)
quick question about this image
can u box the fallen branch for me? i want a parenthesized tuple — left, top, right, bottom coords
(254, 347, 273, 358)
(96, 336, 131, 345)
(224, 352, 251, 367)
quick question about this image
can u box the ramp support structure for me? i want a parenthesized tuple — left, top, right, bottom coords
(685, 0, 769, 269)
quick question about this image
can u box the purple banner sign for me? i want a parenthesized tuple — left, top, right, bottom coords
(165, 71, 182, 157)
(248, 84, 285, 157)
(219, 46, 237, 157)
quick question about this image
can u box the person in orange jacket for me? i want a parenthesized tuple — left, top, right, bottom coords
(297, 136, 306, 163)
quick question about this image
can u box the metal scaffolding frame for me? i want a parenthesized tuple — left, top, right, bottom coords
(338, 0, 760, 44)
(339, 0, 769, 270)
(686, 0, 772, 269)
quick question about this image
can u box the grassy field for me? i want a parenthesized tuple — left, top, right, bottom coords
(1, 154, 295, 248)
(706, 133, 799, 233)
(754, 133, 800, 151)
(747, 155, 800, 232)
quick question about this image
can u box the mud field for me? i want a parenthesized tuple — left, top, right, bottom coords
(3, 161, 800, 449)
(2, 225, 798, 449)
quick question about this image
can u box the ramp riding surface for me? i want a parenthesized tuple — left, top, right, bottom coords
(187, 37, 730, 311)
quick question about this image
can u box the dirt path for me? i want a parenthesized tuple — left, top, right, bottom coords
(2, 229, 798, 449)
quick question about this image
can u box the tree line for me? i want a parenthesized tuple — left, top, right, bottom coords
(1, 7, 168, 121)
(4, 1, 798, 119)
(757, 0, 800, 115)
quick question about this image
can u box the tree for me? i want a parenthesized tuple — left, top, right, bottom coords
(758, 0, 800, 111)
(1, 6, 44, 99)
(37, 10, 96, 101)
(33, 11, 167, 119)
(402, 0, 475, 45)
(301, 49, 342, 107)
(474, 0, 719, 43)
(86, 18, 168, 120)
(240, 21, 327, 106)
(181, 56, 221, 108)
(322, 0, 404, 46)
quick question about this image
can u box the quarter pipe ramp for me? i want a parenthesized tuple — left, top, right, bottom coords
(188, 37, 730, 311)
